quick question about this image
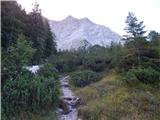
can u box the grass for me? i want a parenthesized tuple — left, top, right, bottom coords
(73, 70, 160, 120)
(11, 110, 57, 120)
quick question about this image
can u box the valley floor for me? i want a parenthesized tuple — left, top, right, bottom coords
(73, 70, 160, 120)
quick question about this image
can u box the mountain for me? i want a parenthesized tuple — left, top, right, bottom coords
(49, 15, 121, 51)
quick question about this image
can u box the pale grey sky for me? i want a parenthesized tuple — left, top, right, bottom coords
(17, 0, 160, 35)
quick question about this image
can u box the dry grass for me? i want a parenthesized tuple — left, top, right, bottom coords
(74, 71, 160, 120)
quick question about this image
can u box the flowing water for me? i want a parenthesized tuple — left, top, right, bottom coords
(56, 76, 80, 120)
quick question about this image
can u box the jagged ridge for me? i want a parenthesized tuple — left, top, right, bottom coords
(49, 16, 121, 51)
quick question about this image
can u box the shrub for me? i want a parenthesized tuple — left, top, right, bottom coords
(118, 53, 138, 71)
(37, 63, 58, 78)
(2, 67, 60, 119)
(70, 70, 101, 87)
(1, 34, 36, 83)
(83, 58, 110, 72)
(133, 67, 160, 84)
(122, 71, 139, 84)
(122, 67, 160, 84)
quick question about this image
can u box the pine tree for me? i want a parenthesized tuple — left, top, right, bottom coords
(27, 2, 45, 63)
(1, 1, 28, 50)
(123, 12, 148, 67)
(28, 2, 57, 63)
(124, 12, 146, 41)
(43, 18, 57, 58)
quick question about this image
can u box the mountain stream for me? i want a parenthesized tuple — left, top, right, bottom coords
(56, 76, 81, 120)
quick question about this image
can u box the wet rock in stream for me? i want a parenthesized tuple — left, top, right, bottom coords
(56, 76, 81, 120)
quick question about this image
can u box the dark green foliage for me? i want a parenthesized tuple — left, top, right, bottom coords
(1, 1, 28, 49)
(124, 12, 146, 40)
(70, 70, 102, 87)
(49, 46, 112, 73)
(123, 13, 148, 67)
(43, 20, 57, 58)
(118, 53, 138, 71)
(1, 34, 36, 82)
(118, 41, 160, 72)
(83, 58, 109, 72)
(83, 46, 111, 72)
(119, 12, 160, 77)
(122, 67, 160, 84)
(27, 3, 44, 62)
(108, 42, 125, 69)
(148, 31, 160, 47)
(1, 1, 57, 64)
(2, 69, 59, 119)
(122, 70, 139, 84)
(37, 63, 58, 78)
(27, 2, 57, 63)
(52, 53, 83, 73)
(119, 13, 160, 86)
(1, 34, 59, 119)
(1, 3, 59, 118)
(132, 67, 160, 84)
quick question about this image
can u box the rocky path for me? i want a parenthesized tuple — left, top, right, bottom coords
(56, 76, 81, 120)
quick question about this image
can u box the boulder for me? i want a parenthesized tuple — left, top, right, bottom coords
(59, 98, 70, 114)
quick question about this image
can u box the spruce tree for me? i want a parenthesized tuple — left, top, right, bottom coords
(27, 2, 45, 63)
(124, 12, 146, 41)
(123, 12, 148, 66)
(28, 2, 57, 63)
(43, 18, 57, 58)
(1, 1, 28, 50)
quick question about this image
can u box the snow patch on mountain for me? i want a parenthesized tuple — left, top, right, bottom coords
(49, 16, 121, 51)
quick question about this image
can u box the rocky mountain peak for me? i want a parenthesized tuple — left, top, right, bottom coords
(49, 16, 121, 51)
(64, 15, 77, 21)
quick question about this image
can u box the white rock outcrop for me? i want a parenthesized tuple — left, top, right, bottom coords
(49, 16, 121, 51)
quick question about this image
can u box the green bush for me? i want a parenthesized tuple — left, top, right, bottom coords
(49, 46, 112, 73)
(37, 63, 58, 78)
(133, 67, 160, 84)
(1, 34, 36, 83)
(1, 34, 60, 119)
(83, 58, 110, 72)
(118, 53, 138, 71)
(2, 68, 59, 119)
(122, 71, 139, 84)
(70, 70, 101, 87)
(122, 67, 160, 84)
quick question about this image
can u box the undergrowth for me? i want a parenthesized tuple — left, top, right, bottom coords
(74, 71, 160, 120)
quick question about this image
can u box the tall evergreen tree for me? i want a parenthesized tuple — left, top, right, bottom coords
(27, 2, 57, 63)
(43, 18, 57, 58)
(27, 2, 44, 63)
(123, 12, 148, 67)
(124, 12, 146, 41)
(1, 1, 28, 50)
(2, 1, 57, 64)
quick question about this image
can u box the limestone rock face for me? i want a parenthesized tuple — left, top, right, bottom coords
(49, 16, 121, 51)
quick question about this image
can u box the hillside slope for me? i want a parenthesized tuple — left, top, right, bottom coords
(73, 71, 160, 120)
